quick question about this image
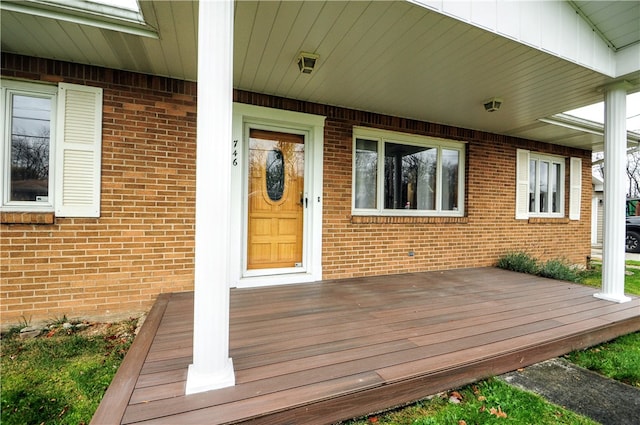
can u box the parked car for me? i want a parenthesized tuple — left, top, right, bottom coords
(627, 199, 640, 253)
(627, 217, 640, 253)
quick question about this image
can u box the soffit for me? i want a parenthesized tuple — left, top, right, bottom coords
(2, 0, 639, 151)
(571, 0, 640, 51)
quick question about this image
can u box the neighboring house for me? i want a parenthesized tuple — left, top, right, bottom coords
(1, 0, 638, 393)
(592, 174, 604, 246)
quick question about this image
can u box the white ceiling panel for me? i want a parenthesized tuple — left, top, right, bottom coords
(2, 0, 639, 150)
(572, 0, 640, 50)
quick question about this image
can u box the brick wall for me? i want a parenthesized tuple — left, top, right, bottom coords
(1, 54, 197, 326)
(1, 55, 591, 327)
(236, 91, 592, 280)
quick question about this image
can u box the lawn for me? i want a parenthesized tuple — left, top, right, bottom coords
(580, 261, 640, 295)
(343, 379, 598, 425)
(566, 262, 640, 388)
(0, 319, 137, 425)
(565, 331, 640, 388)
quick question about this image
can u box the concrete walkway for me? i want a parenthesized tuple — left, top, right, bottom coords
(500, 358, 640, 425)
(590, 247, 640, 262)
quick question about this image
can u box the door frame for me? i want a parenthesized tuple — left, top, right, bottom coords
(231, 103, 325, 288)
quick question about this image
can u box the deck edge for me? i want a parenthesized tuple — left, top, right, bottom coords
(90, 293, 172, 425)
(232, 315, 640, 425)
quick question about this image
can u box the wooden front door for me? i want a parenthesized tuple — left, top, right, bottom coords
(247, 129, 305, 270)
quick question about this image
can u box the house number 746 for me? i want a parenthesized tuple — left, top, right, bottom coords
(232, 140, 238, 166)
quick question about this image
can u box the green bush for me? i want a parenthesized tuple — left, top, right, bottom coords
(539, 258, 580, 282)
(497, 252, 583, 283)
(496, 252, 539, 275)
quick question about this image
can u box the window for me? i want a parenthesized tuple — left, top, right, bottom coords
(352, 127, 465, 216)
(515, 149, 582, 220)
(1, 80, 103, 217)
(6, 87, 56, 205)
(528, 154, 563, 215)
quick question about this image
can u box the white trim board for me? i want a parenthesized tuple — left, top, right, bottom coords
(231, 103, 325, 288)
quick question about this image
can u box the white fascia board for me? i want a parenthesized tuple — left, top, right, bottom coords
(540, 113, 640, 148)
(1, 0, 158, 38)
(616, 44, 640, 78)
(407, 0, 616, 77)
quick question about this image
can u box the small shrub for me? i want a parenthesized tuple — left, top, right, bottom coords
(496, 252, 539, 275)
(539, 258, 580, 282)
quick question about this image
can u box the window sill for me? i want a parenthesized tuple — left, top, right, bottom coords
(351, 215, 468, 224)
(527, 217, 569, 224)
(1, 212, 55, 225)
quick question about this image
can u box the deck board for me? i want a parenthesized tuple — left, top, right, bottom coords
(92, 267, 640, 425)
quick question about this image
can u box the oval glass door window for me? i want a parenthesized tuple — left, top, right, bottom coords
(266, 149, 285, 201)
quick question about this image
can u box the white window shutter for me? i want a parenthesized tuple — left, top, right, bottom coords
(569, 157, 582, 220)
(515, 149, 530, 219)
(55, 83, 102, 218)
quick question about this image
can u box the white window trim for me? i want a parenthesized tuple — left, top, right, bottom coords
(352, 126, 465, 217)
(231, 103, 325, 288)
(1, 79, 102, 218)
(527, 152, 565, 218)
(1, 80, 57, 213)
(1, 1, 156, 39)
(515, 149, 581, 220)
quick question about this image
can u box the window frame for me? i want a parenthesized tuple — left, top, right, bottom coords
(527, 152, 565, 218)
(1, 80, 58, 213)
(352, 127, 465, 217)
(1, 79, 103, 218)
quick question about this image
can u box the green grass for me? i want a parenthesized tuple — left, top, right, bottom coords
(343, 378, 597, 425)
(565, 332, 640, 388)
(580, 262, 640, 296)
(571, 260, 640, 388)
(1, 320, 137, 425)
(572, 261, 640, 388)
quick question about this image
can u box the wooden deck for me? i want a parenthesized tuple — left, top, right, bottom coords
(92, 268, 640, 425)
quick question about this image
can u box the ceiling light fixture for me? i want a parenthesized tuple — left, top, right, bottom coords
(297, 52, 319, 74)
(483, 97, 503, 112)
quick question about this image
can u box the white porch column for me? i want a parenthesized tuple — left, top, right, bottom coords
(596, 82, 632, 304)
(590, 196, 598, 245)
(186, 0, 236, 394)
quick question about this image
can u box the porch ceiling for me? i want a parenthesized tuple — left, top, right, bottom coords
(2, 0, 639, 151)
